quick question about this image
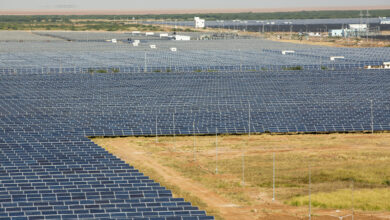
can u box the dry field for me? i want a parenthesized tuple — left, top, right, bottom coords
(262, 32, 390, 48)
(92, 133, 390, 220)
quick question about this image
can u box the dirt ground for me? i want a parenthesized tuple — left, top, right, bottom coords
(92, 133, 390, 220)
(265, 35, 390, 48)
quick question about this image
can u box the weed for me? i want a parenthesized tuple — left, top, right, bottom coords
(97, 69, 107, 73)
(283, 66, 303, 71)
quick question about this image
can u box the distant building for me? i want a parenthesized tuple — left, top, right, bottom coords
(380, 17, 390, 24)
(174, 35, 191, 41)
(349, 24, 367, 31)
(329, 24, 370, 37)
(329, 29, 346, 37)
(365, 61, 390, 69)
(194, 17, 205, 28)
(308, 32, 321, 37)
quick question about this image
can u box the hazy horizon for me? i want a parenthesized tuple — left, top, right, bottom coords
(1, 0, 390, 10)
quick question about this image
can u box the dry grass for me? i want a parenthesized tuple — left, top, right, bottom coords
(92, 133, 390, 219)
(262, 32, 390, 48)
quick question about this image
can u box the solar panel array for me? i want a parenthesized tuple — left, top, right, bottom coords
(1, 31, 390, 219)
(1, 70, 389, 136)
(1, 33, 389, 73)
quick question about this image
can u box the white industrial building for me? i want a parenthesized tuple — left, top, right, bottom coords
(194, 17, 205, 28)
(174, 35, 191, 41)
(329, 29, 346, 37)
(349, 24, 367, 31)
(365, 62, 390, 69)
(380, 17, 390, 24)
(329, 24, 370, 37)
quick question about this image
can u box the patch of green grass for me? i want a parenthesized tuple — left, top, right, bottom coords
(194, 69, 202, 73)
(96, 69, 107, 73)
(283, 66, 303, 71)
(288, 188, 390, 211)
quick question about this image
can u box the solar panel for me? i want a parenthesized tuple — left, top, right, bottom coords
(1, 31, 390, 219)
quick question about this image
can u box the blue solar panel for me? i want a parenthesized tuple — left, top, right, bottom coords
(1, 31, 390, 219)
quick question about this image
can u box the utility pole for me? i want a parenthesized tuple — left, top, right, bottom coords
(144, 51, 147, 73)
(273, 152, 276, 201)
(193, 121, 196, 161)
(173, 108, 176, 151)
(370, 100, 374, 134)
(309, 165, 312, 220)
(351, 180, 354, 220)
(239, 49, 243, 72)
(242, 151, 245, 186)
(155, 114, 158, 143)
(359, 10, 364, 38)
(366, 10, 370, 42)
(248, 102, 251, 136)
(215, 128, 218, 174)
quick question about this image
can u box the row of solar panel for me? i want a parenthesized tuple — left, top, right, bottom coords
(1, 124, 387, 140)
(1, 69, 389, 219)
(0, 63, 381, 75)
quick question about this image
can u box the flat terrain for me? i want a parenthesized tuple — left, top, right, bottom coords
(2, 6, 390, 15)
(262, 32, 390, 48)
(92, 133, 390, 220)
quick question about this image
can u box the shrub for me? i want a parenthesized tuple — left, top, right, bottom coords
(97, 69, 108, 73)
(283, 66, 303, 71)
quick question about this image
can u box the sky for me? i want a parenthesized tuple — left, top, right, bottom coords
(1, 0, 390, 10)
